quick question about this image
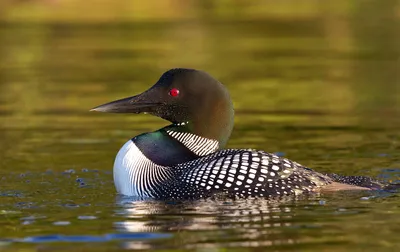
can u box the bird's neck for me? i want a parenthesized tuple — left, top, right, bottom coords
(169, 98, 235, 150)
(133, 130, 199, 167)
(162, 123, 220, 156)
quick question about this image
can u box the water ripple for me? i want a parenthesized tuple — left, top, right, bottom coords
(2, 233, 173, 244)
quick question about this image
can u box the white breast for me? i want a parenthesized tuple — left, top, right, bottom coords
(113, 140, 173, 197)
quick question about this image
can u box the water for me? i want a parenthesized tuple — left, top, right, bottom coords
(1, 1, 400, 251)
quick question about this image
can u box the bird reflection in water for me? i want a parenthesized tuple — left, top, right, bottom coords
(112, 195, 330, 249)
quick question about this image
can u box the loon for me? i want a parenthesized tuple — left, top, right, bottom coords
(91, 68, 386, 199)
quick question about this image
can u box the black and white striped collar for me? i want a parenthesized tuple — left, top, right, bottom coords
(165, 125, 219, 156)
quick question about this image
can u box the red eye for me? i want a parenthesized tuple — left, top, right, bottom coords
(169, 88, 180, 97)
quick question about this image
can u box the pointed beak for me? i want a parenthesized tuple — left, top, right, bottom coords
(90, 89, 162, 114)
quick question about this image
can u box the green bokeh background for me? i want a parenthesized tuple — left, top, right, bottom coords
(0, 1, 399, 251)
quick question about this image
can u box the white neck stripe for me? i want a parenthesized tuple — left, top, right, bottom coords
(166, 130, 219, 156)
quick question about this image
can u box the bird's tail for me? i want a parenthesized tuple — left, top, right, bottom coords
(381, 183, 400, 192)
(326, 173, 399, 191)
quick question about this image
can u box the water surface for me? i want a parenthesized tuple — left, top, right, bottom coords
(1, 1, 400, 251)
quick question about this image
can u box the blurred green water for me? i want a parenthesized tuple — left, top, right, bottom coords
(0, 1, 400, 251)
